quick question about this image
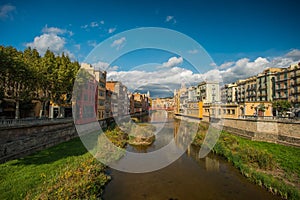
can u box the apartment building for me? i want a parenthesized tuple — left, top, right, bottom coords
(80, 63, 107, 121)
(197, 81, 220, 103)
(256, 68, 281, 102)
(95, 70, 107, 120)
(106, 81, 130, 116)
(236, 79, 246, 103)
(221, 83, 237, 103)
(289, 63, 300, 107)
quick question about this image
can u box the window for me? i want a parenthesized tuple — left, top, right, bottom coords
(232, 109, 235, 115)
(84, 94, 88, 101)
(98, 100, 104, 106)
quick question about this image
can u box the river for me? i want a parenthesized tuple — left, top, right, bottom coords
(103, 111, 280, 200)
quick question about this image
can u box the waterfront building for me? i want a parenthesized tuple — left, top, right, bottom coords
(289, 63, 300, 107)
(81, 63, 107, 120)
(106, 81, 130, 116)
(256, 68, 281, 102)
(129, 92, 150, 114)
(221, 83, 237, 104)
(197, 81, 220, 103)
(151, 97, 174, 111)
(236, 79, 246, 103)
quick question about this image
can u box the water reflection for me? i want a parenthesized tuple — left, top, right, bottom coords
(103, 114, 281, 200)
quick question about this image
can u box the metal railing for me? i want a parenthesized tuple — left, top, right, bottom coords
(0, 117, 73, 128)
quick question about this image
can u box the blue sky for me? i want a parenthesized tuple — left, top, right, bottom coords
(1, 0, 300, 96)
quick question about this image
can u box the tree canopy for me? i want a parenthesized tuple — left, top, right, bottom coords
(0, 45, 80, 118)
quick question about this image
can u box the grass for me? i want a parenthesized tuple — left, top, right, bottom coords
(192, 123, 300, 200)
(0, 137, 110, 200)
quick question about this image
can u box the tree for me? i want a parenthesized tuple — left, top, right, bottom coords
(272, 100, 291, 116)
(0, 45, 80, 119)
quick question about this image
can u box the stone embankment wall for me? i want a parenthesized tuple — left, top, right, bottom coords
(176, 115, 300, 147)
(0, 120, 77, 163)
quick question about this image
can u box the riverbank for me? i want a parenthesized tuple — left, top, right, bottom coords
(0, 135, 115, 199)
(192, 123, 300, 199)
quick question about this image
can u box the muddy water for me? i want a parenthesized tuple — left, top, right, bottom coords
(103, 111, 280, 200)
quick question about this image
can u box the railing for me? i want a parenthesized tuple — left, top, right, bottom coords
(240, 115, 299, 121)
(0, 117, 73, 128)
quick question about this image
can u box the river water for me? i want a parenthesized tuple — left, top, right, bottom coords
(103, 111, 280, 200)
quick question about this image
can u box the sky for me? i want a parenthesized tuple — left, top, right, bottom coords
(1, 0, 300, 97)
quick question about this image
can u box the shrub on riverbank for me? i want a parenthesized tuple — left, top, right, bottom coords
(192, 125, 300, 200)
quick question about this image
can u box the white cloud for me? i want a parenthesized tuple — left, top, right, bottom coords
(106, 49, 300, 95)
(81, 20, 105, 30)
(26, 25, 75, 57)
(161, 56, 183, 68)
(81, 24, 88, 29)
(93, 61, 119, 72)
(188, 49, 198, 54)
(165, 16, 174, 22)
(87, 40, 98, 47)
(218, 61, 235, 69)
(74, 44, 81, 50)
(106, 56, 221, 94)
(111, 37, 126, 50)
(0, 4, 16, 20)
(108, 27, 116, 34)
(42, 25, 66, 35)
(90, 21, 99, 27)
(165, 15, 176, 24)
(285, 49, 300, 60)
(213, 49, 300, 83)
(26, 33, 66, 55)
(107, 66, 221, 93)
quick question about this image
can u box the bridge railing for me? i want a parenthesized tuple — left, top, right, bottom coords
(0, 117, 73, 128)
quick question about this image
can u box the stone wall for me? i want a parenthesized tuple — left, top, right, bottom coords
(0, 120, 77, 163)
(175, 114, 300, 147)
(221, 118, 300, 147)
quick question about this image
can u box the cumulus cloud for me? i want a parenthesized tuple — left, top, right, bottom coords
(285, 49, 300, 60)
(111, 37, 126, 50)
(106, 49, 300, 96)
(161, 56, 183, 68)
(26, 33, 66, 55)
(42, 25, 66, 35)
(0, 4, 16, 20)
(92, 61, 119, 72)
(108, 27, 116, 34)
(26, 25, 74, 57)
(214, 49, 300, 83)
(106, 56, 221, 96)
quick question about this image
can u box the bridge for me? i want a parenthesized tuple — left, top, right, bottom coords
(149, 107, 174, 111)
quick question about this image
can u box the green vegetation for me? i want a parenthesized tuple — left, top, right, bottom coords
(192, 124, 300, 199)
(272, 100, 292, 116)
(0, 138, 110, 200)
(122, 122, 156, 146)
(0, 45, 80, 118)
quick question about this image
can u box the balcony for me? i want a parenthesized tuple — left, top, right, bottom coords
(291, 88, 300, 95)
(291, 73, 295, 79)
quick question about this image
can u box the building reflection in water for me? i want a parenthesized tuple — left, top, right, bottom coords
(205, 156, 219, 172)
